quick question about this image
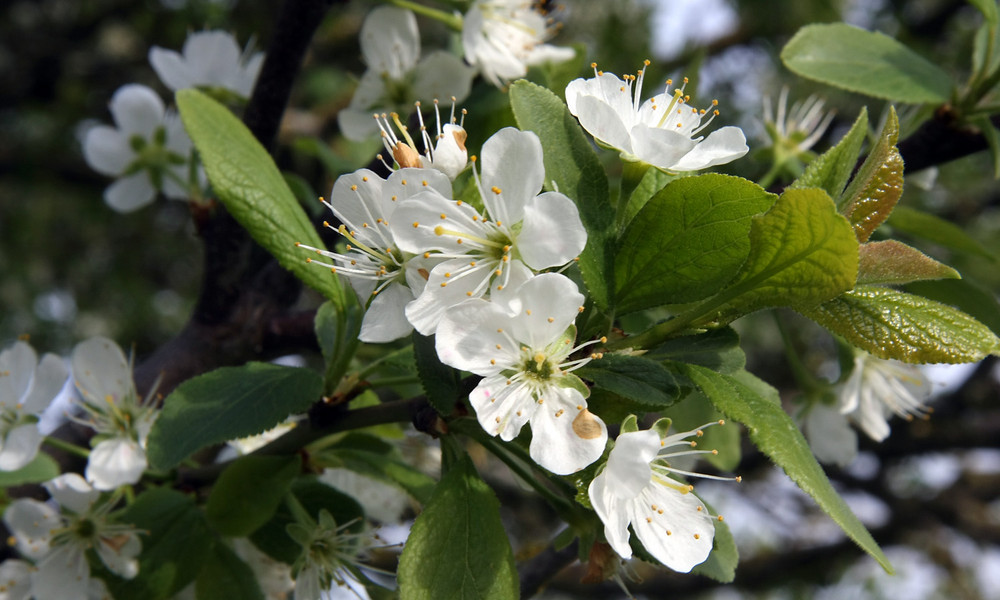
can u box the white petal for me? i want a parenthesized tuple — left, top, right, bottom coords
(428, 124, 469, 180)
(0, 342, 36, 410)
(487, 261, 535, 310)
(412, 51, 476, 103)
(854, 390, 891, 442)
(528, 387, 606, 474)
(804, 404, 858, 467)
(3, 499, 60, 558)
(104, 173, 157, 213)
(358, 283, 414, 343)
(517, 192, 587, 270)
(628, 125, 697, 170)
(96, 532, 141, 579)
(180, 30, 244, 89)
(524, 43, 576, 67)
(0, 559, 32, 600)
(604, 429, 660, 499)
(22, 353, 68, 415)
(504, 273, 582, 350)
(627, 484, 714, 572)
(671, 126, 749, 172)
(468, 374, 536, 441)
(328, 169, 387, 247)
(360, 6, 419, 78)
(44, 472, 98, 514)
(384, 167, 452, 213)
(82, 126, 132, 176)
(480, 128, 544, 224)
(391, 192, 484, 255)
(109, 84, 165, 137)
(0, 425, 43, 471)
(71, 337, 132, 406)
(32, 546, 90, 600)
(337, 105, 382, 142)
(86, 438, 147, 490)
(434, 298, 516, 374)
(588, 472, 633, 559)
(148, 46, 193, 91)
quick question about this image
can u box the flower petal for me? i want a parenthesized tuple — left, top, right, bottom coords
(627, 485, 714, 572)
(528, 387, 606, 474)
(104, 172, 157, 213)
(0, 342, 36, 410)
(628, 125, 697, 170)
(3, 498, 60, 558)
(804, 403, 858, 467)
(671, 126, 749, 172)
(328, 169, 387, 248)
(517, 192, 587, 270)
(412, 51, 476, 104)
(22, 353, 68, 415)
(391, 191, 484, 255)
(109, 84, 164, 138)
(32, 545, 91, 600)
(360, 6, 419, 78)
(604, 429, 660, 498)
(359, 282, 414, 343)
(0, 559, 32, 600)
(468, 374, 536, 441)
(434, 298, 516, 374)
(504, 273, 583, 350)
(148, 46, 193, 91)
(82, 125, 132, 176)
(44, 472, 99, 514)
(480, 128, 544, 224)
(86, 438, 147, 490)
(0, 424, 43, 472)
(96, 532, 141, 579)
(588, 472, 633, 559)
(71, 337, 132, 406)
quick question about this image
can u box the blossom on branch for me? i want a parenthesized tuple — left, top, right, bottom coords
(839, 352, 933, 443)
(390, 127, 587, 335)
(70, 337, 159, 490)
(589, 421, 737, 572)
(435, 273, 608, 474)
(0, 340, 67, 471)
(565, 62, 748, 172)
(149, 30, 264, 99)
(374, 99, 469, 180)
(462, 0, 575, 88)
(338, 6, 476, 141)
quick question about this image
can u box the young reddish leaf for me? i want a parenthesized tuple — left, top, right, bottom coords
(857, 240, 960, 285)
(839, 108, 903, 242)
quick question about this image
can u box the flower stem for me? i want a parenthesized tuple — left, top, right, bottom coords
(42, 436, 91, 459)
(388, 0, 463, 30)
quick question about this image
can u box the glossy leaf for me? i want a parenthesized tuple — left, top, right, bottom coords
(615, 174, 776, 313)
(645, 327, 746, 374)
(176, 89, 346, 303)
(206, 455, 300, 536)
(839, 108, 903, 242)
(398, 455, 518, 600)
(620, 166, 680, 231)
(509, 80, 614, 310)
(789, 108, 868, 200)
(679, 364, 892, 572)
(414, 332, 462, 417)
(781, 24, 953, 103)
(857, 240, 959, 285)
(906, 277, 1000, 337)
(575, 354, 682, 408)
(800, 285, 1000, 363)
(147, 363, 323, 470)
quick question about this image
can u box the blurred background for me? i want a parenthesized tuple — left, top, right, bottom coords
(2, 0, 999, 598)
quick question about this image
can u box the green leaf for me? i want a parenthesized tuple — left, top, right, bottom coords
(195, 541, 265, 600)
(575, 354, 681, 408)
(102, 488, 213, 600)
(970, 0, 999, 24)
(206, 455, 300, 536)
(615, 174, 777, 313)
(619, 166, 681, 231)
(887, 206, 997, 262)
(509, 80, 614, 310)
(839, 108, 903, 242)
(789, 108, 868, 199)
(781, 24, 953, 103)
(713, 188, 859, 320)
(858, 240, 960, 285)
(679, 364, 891, 572)
(398, 454, 518, 600)
(315, 298, 363, 394)
(905, 277, 1000, 337)
(800, 285, 1000, 363)
(413, 332, 461, 416)
(691, 504, 738, 583)
(646, 327, 746, 374)
(971, 114, 1000, 178)
(176, 89, 346, 303)
(0, 452, 59, 486)
(147, 363, 323, 470)
(250, 477, 365, 564)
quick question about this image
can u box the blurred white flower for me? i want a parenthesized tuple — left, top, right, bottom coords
(4, 473, 140, 600)
(149, 30, 264, 98)
(839, 352, 932, 442)
(462, 0, 575, 88)
(70, 337, 158, 490)
(288, 510, 373, 600)
(761, 87, 835, 156)
(320, 468, 410, 524)
(0, 340, 67, 471)
(565, 63, 748, 172)
(338, 6, 476, 141)
(82, 84, 196, 212)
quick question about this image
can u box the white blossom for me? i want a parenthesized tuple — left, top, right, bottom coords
(435, 273, 608, 474)
(761, 87, 835, 156)
(589, 421, 737, 572)
(288, 510, 374, 600)
(70, 337, 158, 490)
(0, 341, 67, 471)
(82, 84, 196, 212)
(338, 6, 476, 141)
(461, 0, 575, 88)
(839, 352, 932, 443)
(390, 127, 587, 335)
(149, 30, 264, 98)
(3, 474, 140, 600)
(565, 63, 748, 172)
(374, 99, 469, 180)
(297, 167, 452, 343)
